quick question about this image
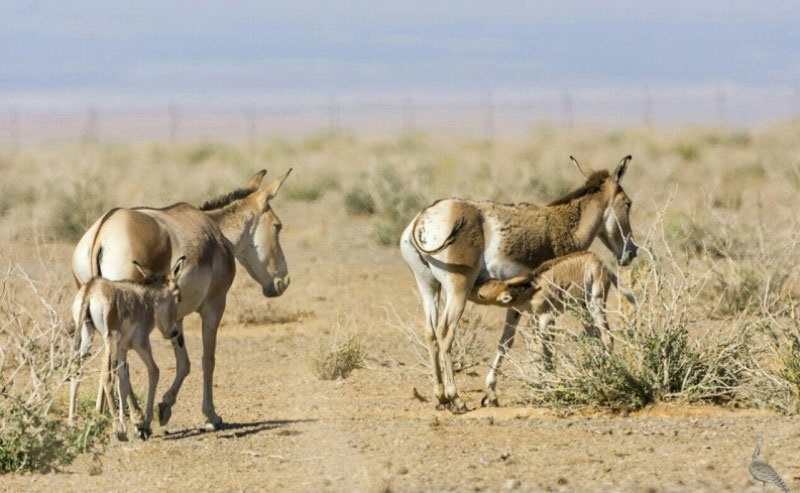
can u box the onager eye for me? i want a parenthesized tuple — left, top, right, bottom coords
(274, 223, 283, 233)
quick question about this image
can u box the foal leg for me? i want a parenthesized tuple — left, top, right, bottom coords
(482, 308, 523, 407)
(133, 343, 159, 440)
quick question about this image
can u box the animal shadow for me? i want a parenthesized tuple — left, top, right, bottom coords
(160, 419, 316, 441)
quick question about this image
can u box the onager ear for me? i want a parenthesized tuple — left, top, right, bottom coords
(244, 169, 268, 191)
(613, 155, 632, 183)
(257, 168, 293, 209)
(570, 155, 592, 179)
(171, 255, 187, 280)
(132, 260, 150, 279)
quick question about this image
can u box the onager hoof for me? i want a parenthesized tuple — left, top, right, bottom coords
(114, 422, 128, 442)
(450, 400, 469, 415)
(135, 425, 152, 441)
(481, 395, 499, 408)
(203, 415, 224, 432)
(157, 402, 172, 426)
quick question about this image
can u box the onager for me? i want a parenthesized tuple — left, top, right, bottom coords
(69, 257, 185, 441)
(473, 251, 636, 405)
(72, 169, 291, 430)
(400, 156, 638, 413)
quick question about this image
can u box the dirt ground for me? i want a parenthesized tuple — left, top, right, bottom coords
(2, 188, 798, 493)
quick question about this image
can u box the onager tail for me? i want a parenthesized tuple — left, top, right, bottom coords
(411, 215, 467, 255)
(73, 288, 93, 351)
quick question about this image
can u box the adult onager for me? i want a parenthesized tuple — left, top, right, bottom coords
(72, 169, 291, 430)
(474, 251, 636, 405)
(400, 156, 638, 413)
(69, 257, 185, 440)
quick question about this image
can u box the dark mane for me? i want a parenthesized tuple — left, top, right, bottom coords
(546, 170, 610, 206)
(199, 187, 254, 211)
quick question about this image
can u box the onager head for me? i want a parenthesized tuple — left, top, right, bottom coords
(571, 155, 638, 266)
(470, 276, 537, 307)
(233, 170, 292, 298)
(133, 256, 186, 339)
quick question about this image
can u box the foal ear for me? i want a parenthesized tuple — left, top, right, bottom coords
(171, 255, 187, 280)
(613, 155, 632, 183)
(245, 169, 268, 191)
(569, 155, 592, 179)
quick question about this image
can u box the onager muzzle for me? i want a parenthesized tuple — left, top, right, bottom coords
(264, 276, 291, 297)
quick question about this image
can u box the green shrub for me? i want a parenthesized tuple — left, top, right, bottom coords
(49, 176, 111, 241)
(344, 188, 377, 215)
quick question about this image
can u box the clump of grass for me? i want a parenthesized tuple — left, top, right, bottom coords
(0, 266, 109, 473)
(344, 188, 377, 215)
(310, 331, 367, 380)
(49, 175, 112, 241)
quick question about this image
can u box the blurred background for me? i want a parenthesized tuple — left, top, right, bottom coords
(2, 1, 800, 143)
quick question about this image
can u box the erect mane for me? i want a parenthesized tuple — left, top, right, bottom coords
(199, 187, 254, 211)
(546, 170, 611, 206)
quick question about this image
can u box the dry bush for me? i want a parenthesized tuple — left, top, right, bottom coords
(507, 210, 757, 413)
(386, 304, 487, 377)
(309, 329, 367, 381)
(0, 265, 108, 473)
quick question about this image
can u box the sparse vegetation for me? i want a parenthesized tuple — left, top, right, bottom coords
(309, 330, 367, 380)
(0, 266, 109, 473)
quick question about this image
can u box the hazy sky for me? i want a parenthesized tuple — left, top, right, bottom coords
(2, 1, 799, 115)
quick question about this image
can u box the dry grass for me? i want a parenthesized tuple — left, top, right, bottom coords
(3, 121, 800, 470)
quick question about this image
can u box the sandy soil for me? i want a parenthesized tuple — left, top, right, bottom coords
(2, 192, 798, 493)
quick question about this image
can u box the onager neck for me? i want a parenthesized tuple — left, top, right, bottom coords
(204, 206, 250, 250)
(568, 191, 609, 250)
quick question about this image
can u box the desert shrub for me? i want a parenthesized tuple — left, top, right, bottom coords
(371, 165, 424, 246)
(673, 142, 701, 161)
(285, 183, 324, 202)
(750, 298, 800, 413)
(510, 218, 755, 412)
(285, 171, 340, 202)
(49, 175, 111, 241)
(0, 266, 109, 473)
(344, 187, 377, 215)
(184, 141, 244, 166)
(310, 332, 367, 380)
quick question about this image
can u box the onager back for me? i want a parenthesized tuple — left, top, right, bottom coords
(69, 257, 185, 441)
(400, 155, 638, 413)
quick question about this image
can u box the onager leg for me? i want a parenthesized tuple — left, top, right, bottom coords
(158, 319, 189, 427)
(436, 292, 470, 414)
(199, 299, 226, 430)
(412, 269, 443, 408)
(482, 308, 523, 407)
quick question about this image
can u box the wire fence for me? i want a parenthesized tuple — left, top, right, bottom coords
(2, 86, 799, 145)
